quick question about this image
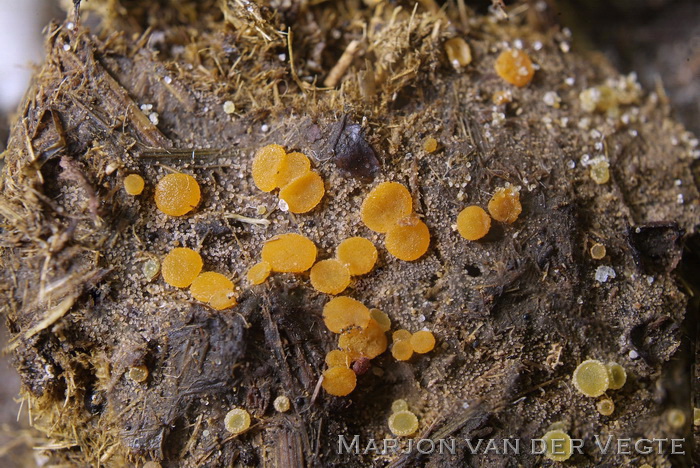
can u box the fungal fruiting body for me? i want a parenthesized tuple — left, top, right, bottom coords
(224, 408, 251, 434)
(410, 330, 436, 354)
(338, 320, 388, 359)
(541, 430, 573, 461)
(572, 359, 610, 397)
(310, 259, 351, 295)
(392, 329, 412, 342)
(423, 137, 438, 153)
(321, 297, 391, 396)
(128, 365, 149, 383)
(252, 145, 325, 213)
(276, 152, 312, 187)
(444, 37, 472, 69)
(597, 398, 614, 416)
(590, 243, 606, 260)
(391, 339, 413, 361)
(361, 182, 430, 261)
(666, 409, 686, 429)
(261, 233, 317, 273)
(457, 206, 491, 241)
(209, 290, 237, 310)
(190, 272, 234, 302)
(385, 215, 430, 261)
(273, 395, 291, 413)
(124, 174, 145, 195)
(488, 187, 522, 223)
(252, 144, 286, 192)
(142, 257, 160, 281)
(391, 329, 436, 361)
(279, 171, 325, 213)
(223, 100, 235, 114)
(336, 237, 378, 276)
(246, 261, 271, 285)
(391, 399, 409, 413)
(361, 182, 413, 233)
(154, 173, 201, 216)
(325, 349, 351, 368)
(590, 160, 610, 184)
(322, 366, 357, 396)
(495, 49, 534, 87)
(388, 410, 419, 437)
(323, 296, 370, 333)
(606, 363, 627, 390)
(189, 271, 236, 309)
(369, 309, 391, 332)
(161, 248, 203, 288)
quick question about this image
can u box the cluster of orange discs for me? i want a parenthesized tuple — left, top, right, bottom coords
(252, 144, 325, 213)
(309, 237, 378, 295)
(456, 186, 522, 241)
(360, 182, 430, 261)
(123, 171, 203, 218)
(391, 329, 436, 361)
(246, 233, 317, 285)
(321, 297, 391, 396)
(161, 247, 237, 310)
(122, 172, 237, 310)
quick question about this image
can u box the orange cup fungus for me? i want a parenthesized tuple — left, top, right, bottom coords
(361, 182, 413, 233)
(325, 349, 352, 368)
(155, 173, 201, 216)
(189, 272, 234, 302)
(309, 237, 378, 295)
(189, 272, 237, 310)
(391, 329, 436, 362)
(124, 174, 145, 195)
(457, 206, 491, 241)
(252, 144, 286, 192)
(209, 290, 237, 310)
(392, 329, 412, 342)
(279, 171, 325, 213)
(310, 259, 351, 295)
(323, 296, 370, 333)
(410, 330, 436, 354)
(369, 309, 391, 332)
(391, 340, 414, 361)
(488, 187, 522, 224)
(361, 182, 430, 261)
(261, 233, 317, 273)
(495, 49, 535, 87)
(423, 137, 438, 153)
(161, 249, 236, 309)
(322, 366, 357, 397)
(336, 237, 378, 276)
(385, 215, 430, 261)
(277, 151, 312, 187)
(246, 261, 271, 285)
(252, 144, 325, 213)
(321, 296, 393, 396)
(162, 248, 203, 288)
(338, 320, 388, 359)
(444, 37, 472, 69)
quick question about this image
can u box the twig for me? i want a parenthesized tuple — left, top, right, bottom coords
(223, 213, 271, 226)
(323, 40, 361, 88)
